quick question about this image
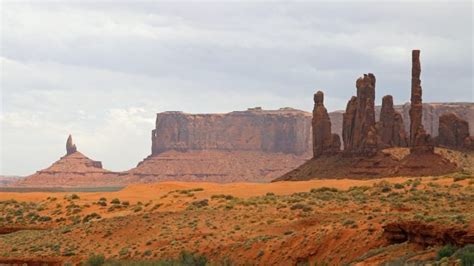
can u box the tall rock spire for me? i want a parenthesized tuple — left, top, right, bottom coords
(376, 95, 408, 148)
(66, 134, 77, 155)
(409, 50, 423, 145)
(342, 73, 378, 157)
(409, 50, 434, 153)
(312, 91, 340, 158)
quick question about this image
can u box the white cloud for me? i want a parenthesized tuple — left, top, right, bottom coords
(1, 1, 472, 175)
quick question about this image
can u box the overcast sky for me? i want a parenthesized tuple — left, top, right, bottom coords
(1, 1, 472, 176)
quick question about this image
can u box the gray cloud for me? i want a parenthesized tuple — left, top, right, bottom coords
(1, 1, 472, 175)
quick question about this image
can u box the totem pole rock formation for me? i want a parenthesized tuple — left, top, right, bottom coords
(409, 50, 434, 153)
(342, 73, 378, 157)
(376, 95, 408, 148)
(312, 91, 341, 158)
(66, 134, 77, 155)
(438, 112, 470, 149)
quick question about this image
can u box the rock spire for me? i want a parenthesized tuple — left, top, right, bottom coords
(342, 73, 378, 157)
(376, 95, 408, 148)
(409, 50, 434, 153)
(312, 91, 340, 158)
(66, 134, 77, 155)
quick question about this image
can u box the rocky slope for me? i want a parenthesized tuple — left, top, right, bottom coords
(126, 150, 309, 183)
(0, 176, 22, 186)
(15, 136, 121, 187)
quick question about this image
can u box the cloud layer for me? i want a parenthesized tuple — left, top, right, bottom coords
(1, 1, 472, 175)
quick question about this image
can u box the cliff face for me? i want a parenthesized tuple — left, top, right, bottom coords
(151, 103, 472, 156)
(151, 108, 312, 156)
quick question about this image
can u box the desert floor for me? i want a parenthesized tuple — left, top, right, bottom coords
(0, 175, 473, 265)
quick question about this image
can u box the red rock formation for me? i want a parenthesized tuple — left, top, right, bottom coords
(151, 108, 312, 156)
(376, 95, 408, 148)
(128, 150, 310, 183)
(409, 50, 434, 154)
(329, 103, 474, 141)
(342, 73, 378, 157)
(14, 136, 119, 187)
(66, 134, 77, 155)
(383, 221, 474, 247)
(312, 91, 340, 158)
(15, 151, 119, 187)
(438, 112, 471, 149)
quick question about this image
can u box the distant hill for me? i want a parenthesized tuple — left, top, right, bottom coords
(0, 176, 23, 186)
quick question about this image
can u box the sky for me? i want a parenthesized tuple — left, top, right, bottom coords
(1, 1, 472, 176)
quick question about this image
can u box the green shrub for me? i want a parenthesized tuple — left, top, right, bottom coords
(454, 244, 474, 266)
(394, 183, 404, 189)
(83, 213, 102, 223)
(111, 198, 121, 205)
(190, 199, 209, 208)
(290, 203, 312, 212)
(86, 254, 105, 266)
(101, 251, 209, 265)
(342, 219, 355, 226)
(437, 244, 456, 260)
(118, 247, 129, 257)
(178, 251, 207, 266)
(38, 216, 52, 222)
(453, 171, 472, 182)
(310, 187, 338, 193)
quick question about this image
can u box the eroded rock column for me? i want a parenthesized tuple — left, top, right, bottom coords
(66, 134, 77, 155)
(376, 95, 408, 148)
(409, 50, 434, 153)
(342, 73, 378, 157)
(312, 91, 340, 158)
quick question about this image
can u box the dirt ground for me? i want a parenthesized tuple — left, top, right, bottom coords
(0, 174, 473, 265)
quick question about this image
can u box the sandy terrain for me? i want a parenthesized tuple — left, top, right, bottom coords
(1, 175, 473, 265)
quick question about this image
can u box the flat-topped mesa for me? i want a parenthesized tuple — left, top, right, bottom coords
(151, 108, 312, 156)
(312, 91, 341, 158)
(376, 95, 408, 148)
(409, 50, 434, 154)
(437, 112, 472, 149)
(66, 134, 77, 155)
(342, 73, 378, 157)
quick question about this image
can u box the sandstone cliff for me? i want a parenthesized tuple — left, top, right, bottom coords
(151, 103, 472, 157)
(437, 112, 471, 149)
(151, 107, 312, 156)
